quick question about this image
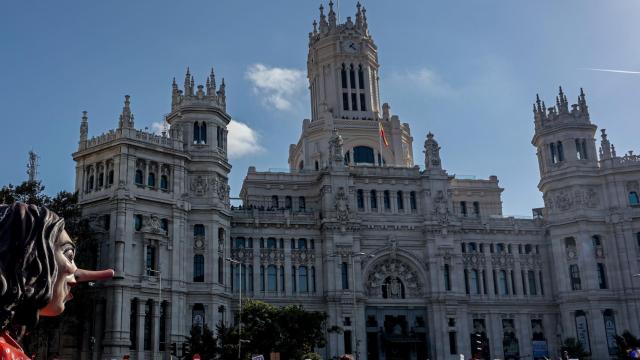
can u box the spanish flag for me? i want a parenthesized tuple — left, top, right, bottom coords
(379, 121, 389, 147)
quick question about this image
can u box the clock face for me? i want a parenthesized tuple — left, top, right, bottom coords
(343, 41, 358, 53)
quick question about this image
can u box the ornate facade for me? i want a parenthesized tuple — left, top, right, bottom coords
(69, 3, 640, 360)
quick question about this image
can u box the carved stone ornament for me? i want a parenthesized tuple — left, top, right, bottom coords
(291, 249, 315, 265)
(141, 214, 165, 235)
(462, 253, 486, 267)
(328, 128, 344, 163)
(366, 258, 423, 298)
(190, 175, 209, 196)
(259, 248, 285, 265)
(432, 190, 449, 224)
(545, 187, 599, 211)
(334, 186, 350, 222)
(490, 254, 515, 268)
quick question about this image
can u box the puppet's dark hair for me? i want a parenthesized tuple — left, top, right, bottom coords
(0, 202, 63, 332)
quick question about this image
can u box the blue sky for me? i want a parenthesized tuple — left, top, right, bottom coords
(1, 1, 639, 216)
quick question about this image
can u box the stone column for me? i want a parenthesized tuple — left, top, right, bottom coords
(519, 314, 532, 358)
(137, 300, 146, 356)
(153, 300, 161, 359)
(459, 311, 471, 358)
(363, 191, 371, 212)
(488, 314, 503, 359)
(285, 248, 293, 296)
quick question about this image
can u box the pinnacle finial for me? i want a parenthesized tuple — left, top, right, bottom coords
(82, 110, 88, 121)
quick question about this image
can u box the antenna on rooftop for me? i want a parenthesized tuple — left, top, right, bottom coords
(26, 150, 39, 182)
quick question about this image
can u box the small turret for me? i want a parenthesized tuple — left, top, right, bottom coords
(118, 95, 134, 129)
(328, 0, 337, 29)
(184, 67, 192, 96)
(318, 4, 328, 33)
(207, 68, 216, 96)
(79, 111, 89, 149)
(355, 2, 364, 29)
(599, 129, 615, 160)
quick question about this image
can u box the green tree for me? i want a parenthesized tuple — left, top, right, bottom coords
(185, 324, 218, 360)
(615, 331, 640, 359)
(216, 321, 239, 359)
(561, 337, 589, 359)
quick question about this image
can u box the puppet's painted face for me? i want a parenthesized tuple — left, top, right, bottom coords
(39, 230, 77, 316)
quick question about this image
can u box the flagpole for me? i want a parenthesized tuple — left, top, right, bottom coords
(378, 122, 384, 167)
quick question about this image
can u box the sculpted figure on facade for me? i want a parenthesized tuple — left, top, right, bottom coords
(334, 186, 350, 222)
(190, 175, 209, 196)
(328, 128, 344, 165)
(367, 257, 422, 298)
(423, 132, 442, 170)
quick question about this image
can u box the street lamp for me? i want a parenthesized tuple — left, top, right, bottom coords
(146, 268, 161, 360)
(225, 257, 242, 360)
(330, 251, 374, 360)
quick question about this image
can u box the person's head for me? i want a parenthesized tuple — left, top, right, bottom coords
(0, 202, 113, 332)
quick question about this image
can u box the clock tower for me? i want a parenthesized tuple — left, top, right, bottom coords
(289, 2, 415, 170)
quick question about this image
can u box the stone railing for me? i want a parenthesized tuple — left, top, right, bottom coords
(82, 127, 182, 151)
(291, 249, 316, 265)
(230, 248, 254, 263)
(259, 248, 285, 265)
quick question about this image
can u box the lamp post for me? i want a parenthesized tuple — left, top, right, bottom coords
(330, 251, 374, 360)
(225, 257, 242, 360)
(146, 268, 161, 360)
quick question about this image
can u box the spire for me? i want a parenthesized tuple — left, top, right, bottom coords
(217, 78, 226, 103)
(171, 78, 180, 109)
(599, 128, 613, 160)
(578, 87, 589, 115)
(118, 95, 134, 129)
(328, 0, 337, 28)
(184, 67, 192, 96)
(362, 6, 368, 33)
(319, 4, 328, 33)
(312, 19, 318, 34)
(355, 2, 364, 29)
(208, 67, 216, 95)
(557, 86, 569, 113)
(26, 150, 39, 183)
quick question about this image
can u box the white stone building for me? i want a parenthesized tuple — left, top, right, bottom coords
(70, 3, 640, 360)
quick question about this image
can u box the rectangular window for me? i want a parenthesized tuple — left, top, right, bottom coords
(344, 330, 353, 354)
(343, 93, 349, 111)
(341, 262, 349, 289)
(194, 224, 205, 236)
(499, 270, 508, 295)
(511, 270, 516, 295)
(570, 264, 581, 290)
(460, 201, 467, 216)
(521, 270, 527, 295)
(351, 93, 358, 111)
(597, 263, 608, 289)
(528, 270, 537, 295)
(444, 264, 451, 291)
(539, 271, 544, 295)
(357, 189, 364, 210)
(550, 143, 558, 164)
(473, 201, 480, 216)
(291, 266, 297, 292)
(482, 270, 487, 295)
(464, 269, 470, 294)
(218, 257, 223, 284)
(358, 67, 365, 89)
(492, 270, 498, 295)
(146, 246, 156, 274)
(384, 190, 391, 209)
(359, 93, 366, 111)
(449, 331, 458, 355)
(341, 68, 347, 88)
(193, 255, 204, 282)
(410, 191, 417, 210)
(397, 191, 404, 210)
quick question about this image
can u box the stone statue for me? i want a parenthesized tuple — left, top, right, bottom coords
(423, 132, 442, 170)
(328, 128, 344, 166)
(0, 203, 114, 360)
(334, 186, 350, 222)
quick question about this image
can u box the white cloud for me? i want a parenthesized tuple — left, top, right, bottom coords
(245, 63, 307, 111)
(149, 121, 166, 135)
(388, 67, 455, 97)
(227, 119, 263, 159)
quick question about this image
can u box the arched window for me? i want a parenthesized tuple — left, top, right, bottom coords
(557, 141, 565, 161)
(135, 170, 144, 185)
(144, 300, 153, 350)
(160, 175, 169, 190)
(194, 224, 205, 237)
(349, 64, 356, 89)
(298, 160, 304, 170)
(524, 244, 532, 254)
(193, 255, 204, 282)
(468, 242, 477, 253)
(528, 270, 537, 295)
(351, 93, 358, 111)
(344, 150, 351, 165)
(299, 266, 309, 292)
(285, 196, 292, 209)
(193, 122, 200, 144)
(496, 243, 505, 253)
(98, 172, 104, 188)
(343, 92, 349, 111)
(147, 172, 156, 187)
(341, 64, 347, 89)
(358, 64, 365, 89)
(134, 214, 143, 231)
(360, 93, 366, 111)
(200, 122, 207, 144)
(298, 196, 306, 210)
(159, 301, 167, 350)
(259, 266, 265, 291)
(235, 237, 246, 249)
(298, 238, 307, 249)
(192, 303, 205, 331)
(108, 170, 114, 185)
(471, 269, 480, 294)
(341, 262, 349, 289)
(280, 265, 285, 291)
(271, 195, 279, 209)
(314, 160, 319, 170)
(629, 192, 640, 206)
(88, 175, 94, 190)
(267, 237, 277, 249)
(410, 191, 417, 210)
(129, 298, 138, 349)
(357, 189, 364, 210)
(267, 265, 277, 291)
(160, 219, 169, 232)
(218, 256, 223, 284)
(499, 270, 508, 295)
(397, 191, 404, 210)
(353, 146, 374, 164)
(370, 190, 377, 209)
